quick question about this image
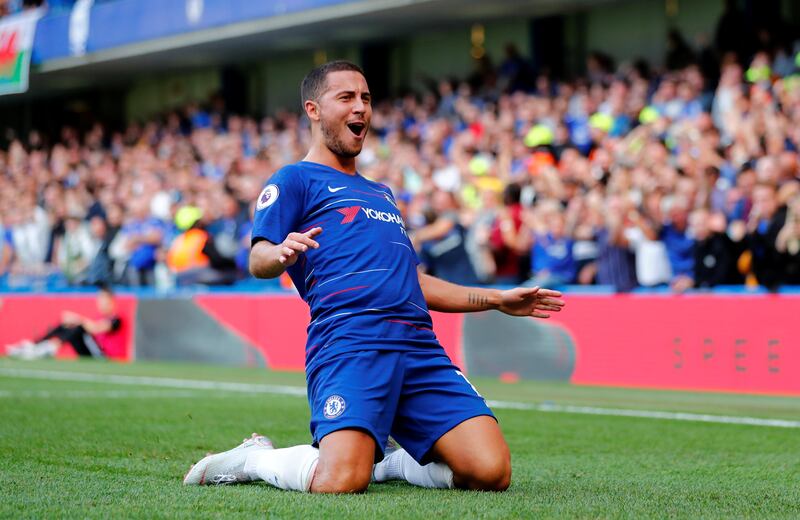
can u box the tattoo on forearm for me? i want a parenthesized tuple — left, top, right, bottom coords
(468, 292, 489, 308)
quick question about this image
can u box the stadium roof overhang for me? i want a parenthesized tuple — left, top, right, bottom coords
(19, 0, 618, 98)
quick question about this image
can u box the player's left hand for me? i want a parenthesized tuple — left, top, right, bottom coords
(498, 286, 565, 319)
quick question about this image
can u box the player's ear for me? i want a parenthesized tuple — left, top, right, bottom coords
(304, 100, 320, 122)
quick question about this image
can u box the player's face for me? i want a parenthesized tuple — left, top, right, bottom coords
(317, 70, 371, 158)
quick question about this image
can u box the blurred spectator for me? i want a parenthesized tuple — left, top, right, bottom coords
(745, 183, 787, 290)
(84, 214, 118, 286)
(690, 208, 743, 288)
(414, 191, 480, 285)
(593, 196, 638, 292)
(463, 188, 499, 283)
(54, 210, 99, 284)
(521, 200, 576, 288)
(624, 197, 672, 288)
(777, 194, 800, 285)
(6, 286, 122, 360)
(487, 184, 526, 284)
(167, 205, 238, 286)
(661, 196, 695, 292)
(9, 194, 50, 274)
(116, 196, 165, 286)
(207, 190, 245, 262)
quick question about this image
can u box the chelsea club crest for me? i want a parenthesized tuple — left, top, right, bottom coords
(323, 395, 346, 419)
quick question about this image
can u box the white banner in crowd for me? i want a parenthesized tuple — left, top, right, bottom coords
(0, 8, 44, 95)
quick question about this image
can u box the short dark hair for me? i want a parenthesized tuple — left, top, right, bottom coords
(300, 60, 365, 107)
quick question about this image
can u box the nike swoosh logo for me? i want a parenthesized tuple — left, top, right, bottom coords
(328, 186, 347, 193)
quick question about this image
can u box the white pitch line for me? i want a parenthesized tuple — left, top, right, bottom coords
(0, 368, 307, 397)
(1, 367, 799, 429)
(0, 389, 238, 399)
(485, 400, 800, 429)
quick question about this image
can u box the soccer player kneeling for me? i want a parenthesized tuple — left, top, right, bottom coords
(183, 61, 565, 493)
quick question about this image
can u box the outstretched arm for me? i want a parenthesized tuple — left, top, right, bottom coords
(417, 271, 565, 319)
(250, 227, 322, 279)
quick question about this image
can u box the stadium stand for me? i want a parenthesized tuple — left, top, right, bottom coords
(0, 0, 799, 294)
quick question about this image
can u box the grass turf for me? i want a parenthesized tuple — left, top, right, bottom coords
(0, 358, 798, 519)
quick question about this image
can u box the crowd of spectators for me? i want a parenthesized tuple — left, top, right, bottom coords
(1, 18, 799, 292)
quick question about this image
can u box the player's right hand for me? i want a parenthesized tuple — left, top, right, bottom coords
(279, 227, 322, 266)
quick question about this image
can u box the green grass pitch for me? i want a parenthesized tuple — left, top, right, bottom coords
(1, 358, 799, 519)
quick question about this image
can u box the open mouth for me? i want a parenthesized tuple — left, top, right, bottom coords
(347, 122, 366, 137)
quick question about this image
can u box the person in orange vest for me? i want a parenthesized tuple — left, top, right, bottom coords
(167, 206, 237, 286)
(167, 206, 210, 273)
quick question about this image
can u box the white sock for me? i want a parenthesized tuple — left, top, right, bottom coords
(243, 445, 319, 492)
(372, 448, 454, 489)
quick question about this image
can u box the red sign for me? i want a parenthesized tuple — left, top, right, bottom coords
(194, 295, 464, 370)
(553, 295, 800, 395)
(3, 292, 797, 396)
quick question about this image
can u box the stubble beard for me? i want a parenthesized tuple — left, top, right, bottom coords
(320, 117, 362, 159)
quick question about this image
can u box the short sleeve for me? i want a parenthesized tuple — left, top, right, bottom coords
(251, 166, 306, 246)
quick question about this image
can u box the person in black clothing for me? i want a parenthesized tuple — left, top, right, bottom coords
(776, 196, 800, 285)
(691, 208, 744, 287)
(746, 183, 787, 290)
(6, 286, 122, 359)
(84, 214, 118, 286)
(198, 230, 238, 285)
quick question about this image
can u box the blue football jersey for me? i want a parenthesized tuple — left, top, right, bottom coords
(251, 161, 443, 369)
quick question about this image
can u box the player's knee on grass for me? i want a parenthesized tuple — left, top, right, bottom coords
(435, 432, 512, 491)
(311, 429, 375, 494)
(431, 416, 512, 491)
(451, 449, 512, 492)
(311, 461, 372, 493)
